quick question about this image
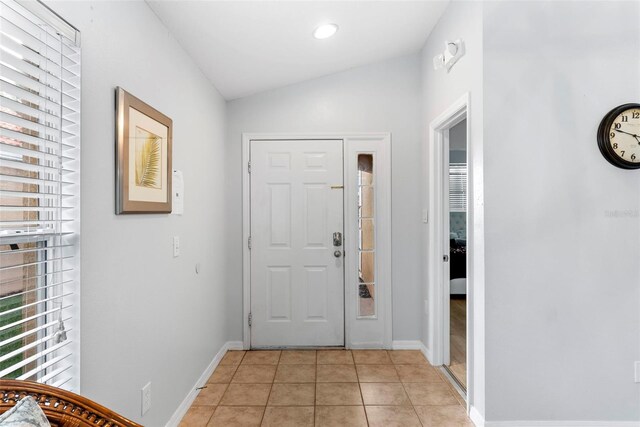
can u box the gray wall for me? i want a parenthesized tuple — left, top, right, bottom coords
(450, 117, 467, 164)
(483, 1, 640, 422)
(449, 151, 467, 164)
(420, 0, 485, 415)
(46, 2, 229, 425)
(449, 118, 467, 155)
(38, 1, 640, 424)
(225, 54, 423, 342)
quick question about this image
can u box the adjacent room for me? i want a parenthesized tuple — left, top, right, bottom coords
(447, 118, 468, 390)
(0, 0, 638, 426)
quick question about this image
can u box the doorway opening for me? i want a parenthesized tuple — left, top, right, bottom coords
(427, 94, 471, 403)
(445, 119, 467, 391)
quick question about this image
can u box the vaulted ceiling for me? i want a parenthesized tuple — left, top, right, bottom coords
(147, 1, 449, 100)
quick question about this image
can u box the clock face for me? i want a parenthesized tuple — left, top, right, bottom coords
(598, 103, 640, 169)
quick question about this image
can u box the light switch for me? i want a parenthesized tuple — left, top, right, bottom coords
(141, 382, 151, 415)
(173, 236, 180, 257)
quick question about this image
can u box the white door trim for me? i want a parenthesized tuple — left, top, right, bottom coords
(242, 133, 392, 350)
(344, 135, 392, 349)
(426, 94, 471, 402)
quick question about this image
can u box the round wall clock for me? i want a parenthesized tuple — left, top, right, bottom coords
(597, 103, 640, 169)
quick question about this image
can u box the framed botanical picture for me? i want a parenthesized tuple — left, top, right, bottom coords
(115, 87, 172, 214)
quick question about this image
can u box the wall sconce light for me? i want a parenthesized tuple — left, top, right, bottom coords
(433, 39, 465, 73)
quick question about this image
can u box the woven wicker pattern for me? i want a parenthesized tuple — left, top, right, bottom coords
(0, 380, 142, 427)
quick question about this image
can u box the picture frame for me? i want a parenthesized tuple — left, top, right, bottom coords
(115, 87, 172, 214)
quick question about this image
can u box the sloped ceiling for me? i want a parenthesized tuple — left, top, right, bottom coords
(147, 1, 449, 100)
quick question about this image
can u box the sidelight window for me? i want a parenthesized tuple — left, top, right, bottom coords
(357, 154, 376, 318)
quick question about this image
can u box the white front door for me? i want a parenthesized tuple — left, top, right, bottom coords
(250, 139, 344, 347)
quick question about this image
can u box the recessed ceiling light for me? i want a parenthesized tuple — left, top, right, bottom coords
(313, 23, 339, 40)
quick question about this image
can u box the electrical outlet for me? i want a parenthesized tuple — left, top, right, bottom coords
(173, 236, 180, 257)
(141, 382, 151, 415)
(635, 362, 640, 383)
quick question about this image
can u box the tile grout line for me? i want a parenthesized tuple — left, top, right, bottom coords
(354, 350, 370, 427)
(195, 349, 470, 426)
(259, 350, 281, 425)
(435, 366, 467, 407)
(204, 356, 239, 420)
(208, 351, 246, 425)
(389, 352, 426, 427)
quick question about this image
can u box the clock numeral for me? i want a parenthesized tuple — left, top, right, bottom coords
(598, 104, 640, 169)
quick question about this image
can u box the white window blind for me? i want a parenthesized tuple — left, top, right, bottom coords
(0, 0, 80, 391)
(449, 163, 467, 212)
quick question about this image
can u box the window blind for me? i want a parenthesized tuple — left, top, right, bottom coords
(0, 0, 80, 391)
(449, 163, 467, 212)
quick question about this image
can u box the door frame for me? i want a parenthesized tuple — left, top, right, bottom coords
(427, 94, 472, 403)
(242, 133, 392, 350)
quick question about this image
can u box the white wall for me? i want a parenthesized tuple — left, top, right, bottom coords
(225, 54, 423, 342)
(420, 0, 485, 416)
(46, 2, 228, 425)
(483, 1, 640, 422)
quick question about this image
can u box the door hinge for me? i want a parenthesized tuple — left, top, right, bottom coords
(248, 161, 251, 174)
(248, 312, 252, 327)
(248, 236, 252, 250)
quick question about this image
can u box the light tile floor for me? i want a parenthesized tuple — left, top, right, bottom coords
(180, 350, 473, 426)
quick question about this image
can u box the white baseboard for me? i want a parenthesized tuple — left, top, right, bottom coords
(422, 344, 434, 364)
(391, 340, 423, 350)
(470, 406, 484, 427)
(401, 340, 434, 365)
(226, 341, 243, 351)
(468, 406, 639, 427)
(165, 341, 241, 427)
(393, 340, 436, 367)
(349, 341, 385, 349)
(484, 423, 639, 427)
